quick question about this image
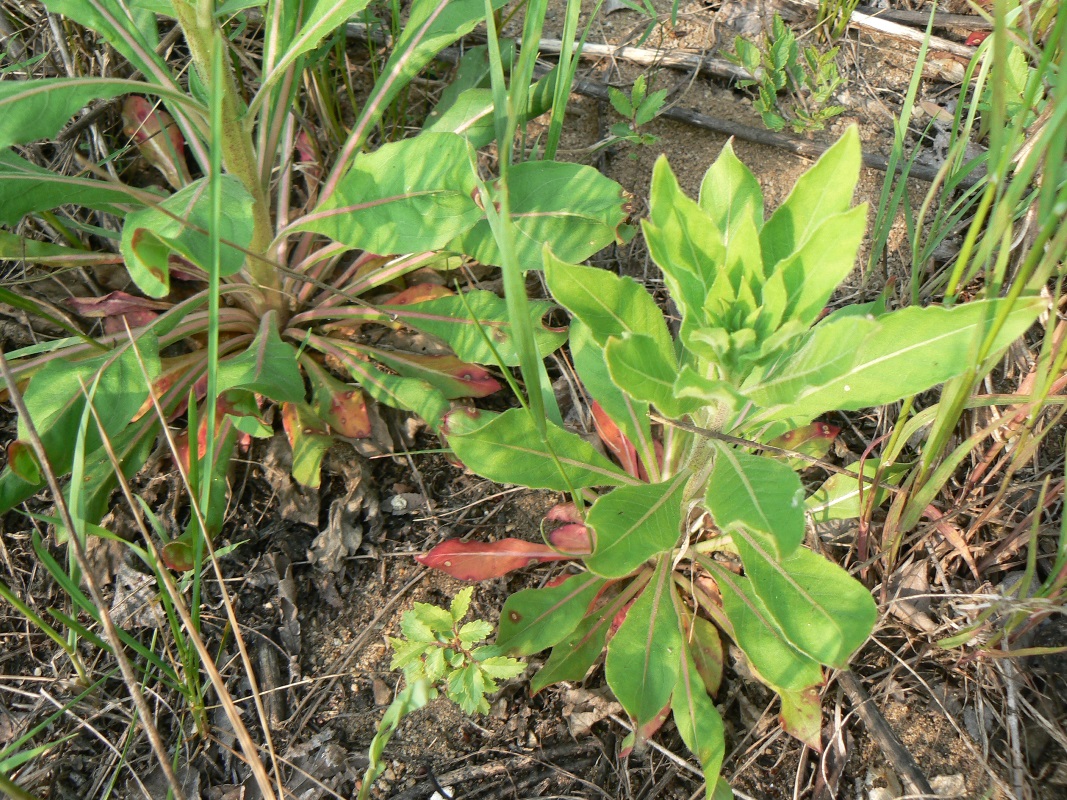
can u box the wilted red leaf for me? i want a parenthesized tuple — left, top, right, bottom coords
(122, 95, 190, 189)
(591, 401, 641, 477)
(384, 283, 454, 306)
(66, 291, 171, 318)
(548, 524, 593, 555)
(416, 537, 571, 581)
(620, 702, 671, 756)
(965, 31, 990, 46)
(546, 502, 582, 524)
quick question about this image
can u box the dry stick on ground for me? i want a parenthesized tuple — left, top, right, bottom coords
(783, 0, 977, 60)
(836, 670, 937, 798)
(855, 6, 993, 31)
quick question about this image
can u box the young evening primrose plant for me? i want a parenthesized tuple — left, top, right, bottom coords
(420, 128, 1045, 796)
(0, 1, 629, 563)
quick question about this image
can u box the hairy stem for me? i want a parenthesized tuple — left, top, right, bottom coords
(173, 0, 282, 312)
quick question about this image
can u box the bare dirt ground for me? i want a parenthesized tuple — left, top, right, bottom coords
(2, 1, 1066, 799)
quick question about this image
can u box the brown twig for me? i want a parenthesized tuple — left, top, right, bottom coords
(836, 670, 936, 798)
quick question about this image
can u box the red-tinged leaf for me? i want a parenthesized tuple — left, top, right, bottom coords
(416, 537, 570, 581)
(65, 291, 171, 318)
(306, 358, 372, 438)
(767, 421, 840, 462)
(620, 701, 671, 756)
(609, 598, 636, 640)
(548, 524, 592, 555)
(591, 400, 640, 477)
(282, 399, 328, 445)
(122, 95, 190, 190)
(386, 283, 454, 306)
(530, 587, 636, 694)
(360, 347, 502, 399)
(281, 401, 333, 488)
(168, 254, 204, 282)
(672, 641, 727, 791)
(161, 537, 194, 571)
(779, 686, 822, 750)
(605, 558, 682, 731)
(295, 130, 322, 179)
(546, 502, 582, 524)
(103, 309, 158, 334)
(636, 439, 664, 483)
(7, 441, 42, 484)
(965, 31, 990, 46)
(688, 615, 724, 697)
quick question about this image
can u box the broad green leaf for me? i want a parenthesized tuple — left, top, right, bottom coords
(422, 87, 497, 145)
(294, 133, 481, 253)
(260, 0, 373, 91)
(422, 58, 558, 148)
(72, 414, 160, 530)
(747, 297, 1045, 421)
(445, 408, 638, 491)
(530, 597, 624, 694)
(698, 139, 764, 238)
(704, 212, 763, 326)
(570, 320, 654, 472)
(688, 615, 725, 696)
(120, 176, 254, 297)
(605, 557, 681, 729)
(0, 78, 165, 149)
(770, 204, 868, 331)
(544, 252, 673, 357)
(6, 442, 42, 484)
(671, 647, 726, 795)
(585, 473, 688, 578)
(704, 445, 805, 559)
(0, 150, 147, 226)
(386, 291, 566, 366)
(732, 535, 877, 668)
(216, 314, 304, 402)
(493, 573, 606, 656)
(449, 160, 629, 269)
(604, 333, 691, 418)
(806, 461, 908, 522)
(707, 562, 822, 692)
(760, 126, 860, 269)
(643, 157, 719, 323)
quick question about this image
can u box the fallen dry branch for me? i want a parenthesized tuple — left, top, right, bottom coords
(837, 670, 936, 798)
(784, 0, 977, 59)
